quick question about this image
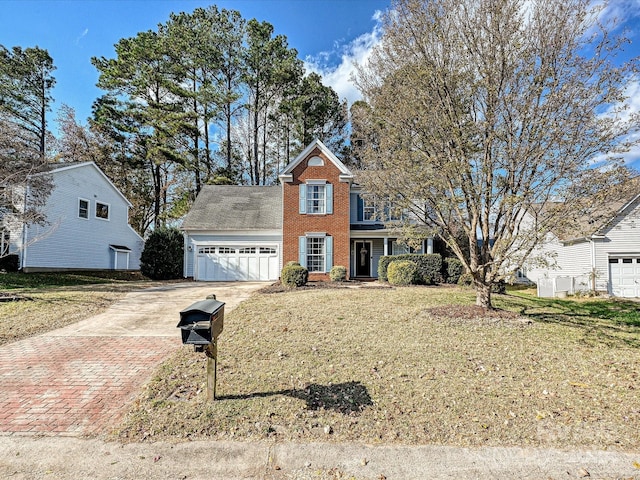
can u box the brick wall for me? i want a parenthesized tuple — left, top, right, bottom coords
(282, 147, 351, 280)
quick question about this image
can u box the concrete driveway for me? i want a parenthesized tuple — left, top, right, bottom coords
(0, 281, 265, 436)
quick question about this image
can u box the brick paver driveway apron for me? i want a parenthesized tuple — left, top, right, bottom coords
(0, 282, 263, 436)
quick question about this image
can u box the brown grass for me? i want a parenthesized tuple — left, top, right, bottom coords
(0, 290, 122, 345)
(115, 286, 640, 450)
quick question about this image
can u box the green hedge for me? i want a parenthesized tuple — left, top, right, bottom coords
(387, 260, 418, 286)
(443, 257, 464, 284)
(378, 254, 442, 284)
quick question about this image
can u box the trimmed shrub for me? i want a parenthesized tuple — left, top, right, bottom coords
(329, 265, 347, 282)
(443, 257, 464, 284)
(0, 254, 19, 272)
(281, 263, 308, 288)
(377, 256, 394, 282)
(458, 272, 474, 287)
(378, 254, 442, 284)
(387, 260, 418, 286)
(140, 227, 184, 280)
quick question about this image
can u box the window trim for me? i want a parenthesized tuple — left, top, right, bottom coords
(306, 236, 326, 273)
(95, 201, 110, 221)
(306, 183, 327, 215)
(78, 198, 90, 220)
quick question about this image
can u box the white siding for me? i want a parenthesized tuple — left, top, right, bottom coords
(525, 235, 592, 284)
(21, 164, 144, 271)
(594, 199, 640, 293)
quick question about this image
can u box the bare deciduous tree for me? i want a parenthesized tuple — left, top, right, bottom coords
(355, 0, 639, 308)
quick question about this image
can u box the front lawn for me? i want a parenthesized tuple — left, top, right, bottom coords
(116, 286, 640, 449)
(0, 271, 152, 345)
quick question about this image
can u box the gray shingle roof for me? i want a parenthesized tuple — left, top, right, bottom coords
(181, 185, 282, 231)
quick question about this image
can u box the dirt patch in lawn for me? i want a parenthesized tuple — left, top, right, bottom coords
(115, 287, 640, 450)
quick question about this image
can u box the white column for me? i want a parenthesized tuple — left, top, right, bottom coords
(384, 237, 389, 256)
(427, 237, 434, 254)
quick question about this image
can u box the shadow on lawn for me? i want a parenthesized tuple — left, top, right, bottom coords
(507, 294, 640, 348)
(218, 381, 373, 414)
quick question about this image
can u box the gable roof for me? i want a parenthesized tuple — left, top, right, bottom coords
(31, 162, 133, 208)
(181, 185, 282, 231)
(279, 139, 353, 183)
(541, 177, 640, 242)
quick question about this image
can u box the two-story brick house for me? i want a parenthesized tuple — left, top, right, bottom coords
(181, 139, 434, 281)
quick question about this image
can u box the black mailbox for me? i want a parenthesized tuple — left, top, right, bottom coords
(177, 297, 225, 346)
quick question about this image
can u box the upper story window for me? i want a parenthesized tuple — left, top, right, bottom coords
(363, 200, 376, 221)
(307, 184, 326, 214)
(307, 155, 324, 167)
(300, 182, 333, 215)
(95, 201, 110, 220)
(78, 199, 89, 219)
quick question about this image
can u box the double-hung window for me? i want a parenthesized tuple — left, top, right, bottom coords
(299, 181, 333, 214)
(306, 236, 325, 272)
(78, 199, 89, 219)
(299, 234, 333, 273)
(307, 184, 326, 214)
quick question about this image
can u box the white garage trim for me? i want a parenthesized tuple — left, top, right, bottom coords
(194, 242, 280, 281)
(609, 255, 640, 298)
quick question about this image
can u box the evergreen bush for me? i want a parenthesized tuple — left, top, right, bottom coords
(458, 272, 474, 287)
(329, 265, 347, 282)
(281, 263, 308, 288)
(378, 253, 442, 284)
(443, 257, 464, 284)
(140, 227, 184, 280)
(0, 254, 19, 272)
(387, 260, 418, 286)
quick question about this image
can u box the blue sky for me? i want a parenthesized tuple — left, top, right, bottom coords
(2, 0, 640, 167)
(1, 0, 389, 124)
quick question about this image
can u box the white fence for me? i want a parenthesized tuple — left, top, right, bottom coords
(537, 275, 590, 298)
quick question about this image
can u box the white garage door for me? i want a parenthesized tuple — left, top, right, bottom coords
(196, 245, 279, 281)
(609, 257, 640, 297)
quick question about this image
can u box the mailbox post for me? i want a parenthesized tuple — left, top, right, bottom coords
(177, 295, 225, 401)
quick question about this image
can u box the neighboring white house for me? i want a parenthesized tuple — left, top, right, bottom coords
(524, 187, 640, 298)
(4, 162, 144, 272)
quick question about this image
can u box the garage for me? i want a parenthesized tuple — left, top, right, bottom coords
(195, 245, 279, 281)
(609, 257, 640, 297)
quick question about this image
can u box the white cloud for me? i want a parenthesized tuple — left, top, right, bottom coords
(76, 28, 89, 45)
(304, 11, 384, 105)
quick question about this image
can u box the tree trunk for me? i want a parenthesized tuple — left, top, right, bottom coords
(474, 280, 493, 309)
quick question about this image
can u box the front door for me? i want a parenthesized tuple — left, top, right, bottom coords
(355, 241, 372, 277)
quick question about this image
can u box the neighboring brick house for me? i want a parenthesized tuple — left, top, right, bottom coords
(182, 139, 434, 281)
